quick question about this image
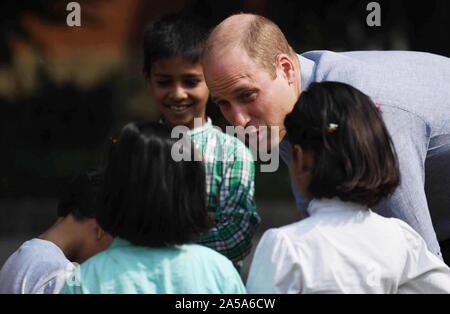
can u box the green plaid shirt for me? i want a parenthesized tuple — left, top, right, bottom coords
(187, 119, 260, 264)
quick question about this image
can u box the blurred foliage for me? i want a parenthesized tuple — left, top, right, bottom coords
(0, 68, 123, 197)
(0, 0, 63, 65)
(0, 0, 101, 66)
(188, 0, 450, 55)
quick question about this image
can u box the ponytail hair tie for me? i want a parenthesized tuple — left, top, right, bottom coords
(327, 123, 339, 134)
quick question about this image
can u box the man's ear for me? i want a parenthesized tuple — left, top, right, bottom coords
(276, 54, 296, 84)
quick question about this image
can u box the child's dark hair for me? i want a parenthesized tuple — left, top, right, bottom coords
(96, 122, 210, 247)
(284, 81, 400, 207)
(57, 169, 103, 219)
(143, 13, 209, 76)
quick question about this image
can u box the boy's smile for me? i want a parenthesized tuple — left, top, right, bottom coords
(148, 56, 208, 129)
(164, 102, 194, 113)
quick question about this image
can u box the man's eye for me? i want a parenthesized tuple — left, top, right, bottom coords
(241, 91, 257, 102)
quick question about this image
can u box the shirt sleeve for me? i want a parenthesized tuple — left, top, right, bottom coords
(396, 220, 450, 294)
(196, 144, 260, 263)
(246, 229, 302, 294)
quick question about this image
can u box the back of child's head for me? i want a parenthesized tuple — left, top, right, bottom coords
(284, 81, 400, 207)
(57, 169, 103, 220)
(96, 122, 210, 247)
(143, 13, 209, 76)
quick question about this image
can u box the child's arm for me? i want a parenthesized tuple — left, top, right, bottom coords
(196, 147, 260, 264)
(397, 220, 450, 293)
(246, 229, 301, 293)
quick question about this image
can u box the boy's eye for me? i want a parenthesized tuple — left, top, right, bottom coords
(183, 78, 201, 88)
(156, 80, 172, 87)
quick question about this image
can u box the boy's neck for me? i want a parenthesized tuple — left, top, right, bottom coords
(39, 215, 83, 262)
(187, 116, 207, 130)
(162, 116, 207, 130)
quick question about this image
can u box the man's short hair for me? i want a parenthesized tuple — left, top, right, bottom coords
(206, 14, 297, 79)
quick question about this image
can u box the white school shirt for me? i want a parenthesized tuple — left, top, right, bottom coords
(246, 198, 450, 294)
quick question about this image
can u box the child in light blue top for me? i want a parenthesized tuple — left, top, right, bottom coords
(60, 122, 245, 294)
(61, 238, 244, 294)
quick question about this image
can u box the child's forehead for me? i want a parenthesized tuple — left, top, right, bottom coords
(151, 56, 204, 75)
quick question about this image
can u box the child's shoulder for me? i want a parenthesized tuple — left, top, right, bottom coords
(11, 238, 69, 268)
(366, 210, 417, 235)
(77, 240, 132, 271)
(261, 218, 318, 248)
(383, 216, 425, 243)
(181, 244, 234, 264)
(0, 238, 72, 294)
(364, 211, 428, 252)
(77, 249, 109, 274)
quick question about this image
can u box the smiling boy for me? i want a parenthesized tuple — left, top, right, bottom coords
(142, 14, 260, 267)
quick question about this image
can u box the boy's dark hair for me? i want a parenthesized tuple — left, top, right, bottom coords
(57, 169, 103, 219)
(284, 81, 400, 207)
(96, 122, 210, 247)
(143, 13, 209, 76)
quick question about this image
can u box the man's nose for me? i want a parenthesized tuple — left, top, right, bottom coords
(226, 104, 251, 127)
